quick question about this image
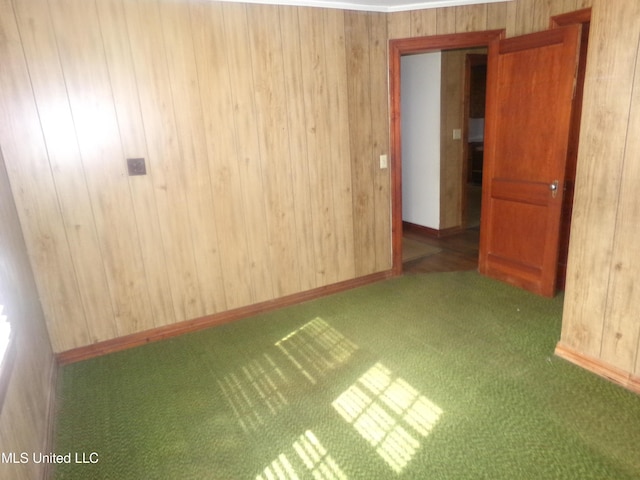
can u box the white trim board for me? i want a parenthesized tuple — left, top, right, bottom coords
(214, 0, 511, 14)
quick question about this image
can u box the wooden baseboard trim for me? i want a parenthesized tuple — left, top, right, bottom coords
(555, 342, 640, 395)
(402, 221, 464, 239)
(57, 270, 393, 365)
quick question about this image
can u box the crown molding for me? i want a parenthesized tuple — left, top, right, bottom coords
(214, 0, 511, 14)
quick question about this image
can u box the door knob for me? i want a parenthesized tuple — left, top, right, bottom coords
(549, 180, 559, 198)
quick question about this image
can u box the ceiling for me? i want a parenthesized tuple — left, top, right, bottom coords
(216, 0, 510, 13)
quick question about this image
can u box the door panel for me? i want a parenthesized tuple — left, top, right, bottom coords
(479, 25, 581, 297)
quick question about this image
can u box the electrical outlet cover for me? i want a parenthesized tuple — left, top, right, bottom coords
(127, 158, 146, 176)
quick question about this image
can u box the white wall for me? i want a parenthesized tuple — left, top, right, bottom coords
(401, 52, 441, 229)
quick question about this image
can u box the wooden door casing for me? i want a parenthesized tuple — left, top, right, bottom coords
(550, 9, 592, 290)
(389, 30, 506, 275)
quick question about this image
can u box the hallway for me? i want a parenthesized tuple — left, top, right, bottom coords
(402, 184, 481, 274)
(402, 227, 479, 274)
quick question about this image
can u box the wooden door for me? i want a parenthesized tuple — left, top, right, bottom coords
(479, 25, 582, 297)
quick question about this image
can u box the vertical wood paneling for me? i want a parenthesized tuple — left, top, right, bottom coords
(124, 0, 204, 322)
(190, 1, 253, 310)
(455, 4, 487, 33)
(548, 0, 579, 17)
(50, 0, 154, 338)
(532, 0, 555, 25)
(0, 0, 88, 351)
(247, 4, 302, 296)
(436, 7, 457, 35)
(278, 6, 318, 292)
(440, 50, 461, 230)
(370, 12, 392, 272)
(96, 0, 175, 328)
(13, 0, 115, 344)
(597, 19, 640, 374)
(325, 9, 357, 281)
(159, 0, 227, 313)
(439, 49, 468, 230)
(4, 0, 382, 350)
(533, 0, 583, 28)
(516, 0, 541, 35)
(346, 12, 376, 276)
(504, 0, 517, 37)
(0, 143, 57, 480)
(410, 8, 437, 37)
(512, 0, 581, 35)
(486, 2, 508, 31)
(387, 11, 411, 40)
(222, 3, 276, 303)
(298, 8, 342, 286)
(562, 0, 640, 359)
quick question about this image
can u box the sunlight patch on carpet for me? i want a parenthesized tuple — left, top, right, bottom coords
(275, 317, 359, 385)
(217, 353, 291, 433)
(332, 362, 442, 474)
(219, 317, 359, 433)
(256, 430, 347, 480)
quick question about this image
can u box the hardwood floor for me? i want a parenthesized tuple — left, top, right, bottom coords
(402, 227, 480, 274)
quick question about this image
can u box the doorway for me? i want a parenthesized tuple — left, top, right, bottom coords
(399, 47, 487, 273)
(389, 30, 504, 276)
(390, 10, 591, 294)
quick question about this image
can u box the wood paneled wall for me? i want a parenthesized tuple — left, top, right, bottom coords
(559, 0, 640, 383)
(439, 47, 486, 230)
(0, 0, 389, 352)
(0, 151, 56, 480)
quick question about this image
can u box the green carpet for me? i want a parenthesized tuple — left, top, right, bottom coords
(52, 272, 640, 479)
